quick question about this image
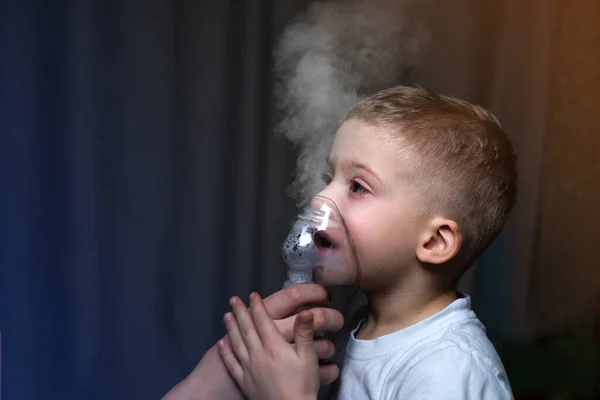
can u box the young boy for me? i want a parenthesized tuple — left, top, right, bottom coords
(217, 85, 516, 399)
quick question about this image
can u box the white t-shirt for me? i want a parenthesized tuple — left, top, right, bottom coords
(337, 293, 514, 399)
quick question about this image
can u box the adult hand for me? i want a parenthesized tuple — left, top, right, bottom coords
(161, 284, 344, 400)
(218, 293, 323, 400)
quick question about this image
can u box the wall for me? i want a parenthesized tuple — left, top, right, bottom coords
(531, 0, 600, 335)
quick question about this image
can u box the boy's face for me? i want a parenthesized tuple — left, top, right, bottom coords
(314, 119, 429, 291)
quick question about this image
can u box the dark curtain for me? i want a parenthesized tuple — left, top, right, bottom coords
(0, 1, 314, 399)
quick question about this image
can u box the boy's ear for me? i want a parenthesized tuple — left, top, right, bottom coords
(416, 217, 462, 265)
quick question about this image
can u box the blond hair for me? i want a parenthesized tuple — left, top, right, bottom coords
(343, 86, 517, 270)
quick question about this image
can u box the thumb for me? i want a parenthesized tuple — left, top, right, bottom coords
(294, 311, 315, 360)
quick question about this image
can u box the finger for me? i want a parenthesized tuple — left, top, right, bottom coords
(263, 284, 331, 319)
(291, 338, 335, 360)
(217, 339, 244, 383)
(230, 296, 263, 353)
(310, 307, 344, 334)
(223, 312, 249, 365)
(293, 338, 335, 359)
(314, 338, 336, 360)
(319, 363, 340, 386)
(293, 310, 316, 360)
(277, 307, 344, 342)
(249, 292, 285, 346)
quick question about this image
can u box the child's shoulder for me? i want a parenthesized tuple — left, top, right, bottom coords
(386, 339, 513, 398)
(384, 313, 513, 398)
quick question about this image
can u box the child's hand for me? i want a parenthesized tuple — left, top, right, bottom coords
(217, 292, 327, 400)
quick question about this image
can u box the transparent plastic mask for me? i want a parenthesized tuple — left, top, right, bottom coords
(282, 195, 359, 288)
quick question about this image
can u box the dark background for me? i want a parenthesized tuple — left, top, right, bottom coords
(1, 1, 305, 398)
(2, 0, 599, 399)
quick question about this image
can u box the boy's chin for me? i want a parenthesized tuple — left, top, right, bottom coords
(314, 268, 357, 287)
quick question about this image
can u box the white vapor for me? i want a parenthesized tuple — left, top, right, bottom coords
(273, 0, 432, 206)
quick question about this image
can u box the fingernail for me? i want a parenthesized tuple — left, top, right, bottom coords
(300, 312, 313, 324)
(223, 312, 232, 323)
(249, 292, 257, 301)
(217, 339, 226, 349)
(229, 297, 238, 306)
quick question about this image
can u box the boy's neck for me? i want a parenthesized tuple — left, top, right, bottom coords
(357, 283, 457, 340)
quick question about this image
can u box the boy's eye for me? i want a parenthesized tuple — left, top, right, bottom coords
(350, 180, 367, 194)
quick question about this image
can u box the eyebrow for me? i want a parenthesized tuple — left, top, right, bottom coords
(328, 158, 382, 183)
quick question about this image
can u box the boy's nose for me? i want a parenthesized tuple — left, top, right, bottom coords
(311, 190, 334, 208)
(310, 193, 323, 208)
(310, 192, 341, 213)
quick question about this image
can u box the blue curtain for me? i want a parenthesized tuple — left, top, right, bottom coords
(0, 1, 305, 398)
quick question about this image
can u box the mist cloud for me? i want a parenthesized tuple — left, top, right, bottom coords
(273, 0, 432, 206)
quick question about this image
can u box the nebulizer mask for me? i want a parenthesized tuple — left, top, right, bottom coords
(282, 195, 359, 288)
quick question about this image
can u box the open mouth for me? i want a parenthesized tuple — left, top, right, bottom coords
(314, 231, 335, 250)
